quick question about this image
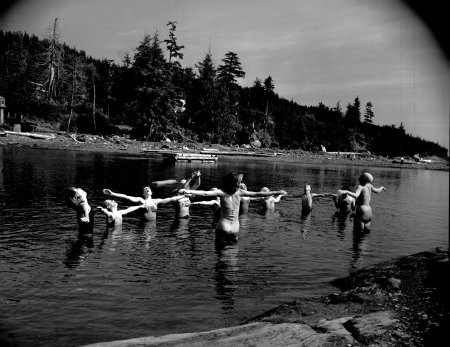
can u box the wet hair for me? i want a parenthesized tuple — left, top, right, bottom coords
(221, 172, 241, 195)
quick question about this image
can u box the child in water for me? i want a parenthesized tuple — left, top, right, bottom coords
(65, 187, 94, 234)
(332, 185, 356, 214)
(102, 186, 185, 221)
(256, 187, 286, 211)
(341, 173, 386, 231)
(301, 184, 333, 214)
(180, 172, 287, 242)
(97, 199, 145, 228)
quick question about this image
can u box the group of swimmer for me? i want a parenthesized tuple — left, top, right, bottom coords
(65, 170, 386, 244)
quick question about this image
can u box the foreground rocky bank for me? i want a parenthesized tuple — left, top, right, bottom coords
(0, 130, 448, 171)
(83, 248, 448, 347)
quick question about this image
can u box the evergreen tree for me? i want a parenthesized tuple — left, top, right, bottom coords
(263, 76, 274, 93)
(217, 51, 245, 85)
(164, 21, 184, 64)
(344, 96, 361, 127)
(130, 32, 176, 140)
(364, 101, 374, 124)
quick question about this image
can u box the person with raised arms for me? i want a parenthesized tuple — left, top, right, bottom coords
(253, 187, 286, 212)
(301, 184, 333, 214)
(102, 186, 185, 222)
(341, 173, 386, 232)
(179, 172, 287, 242)
(97, 199, 145, 229)
(332, 185, 356, 214)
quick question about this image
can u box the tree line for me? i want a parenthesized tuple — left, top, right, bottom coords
(0, 21, 447, 157)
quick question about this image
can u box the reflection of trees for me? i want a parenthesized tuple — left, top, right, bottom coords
(350, 231, 370, 271)
(213, 242, 239, 312)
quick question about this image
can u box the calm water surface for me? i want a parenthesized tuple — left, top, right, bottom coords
(0, 147, 448, 346)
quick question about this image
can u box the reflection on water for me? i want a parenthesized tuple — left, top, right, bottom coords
(64, 231, 94, 269)
(0, 146, 447, 346)
(350, 230, 371, 271)
(214, 242, 239, 311)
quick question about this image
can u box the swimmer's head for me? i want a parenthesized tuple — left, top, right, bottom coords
(104, 199, 118, 210)
(65, 187, 87, 207)
(142, 186, 152, 197)
(239, 183, 247, 190)
(261, 187, 270, 192)
(304, 184, 311, 193)
(358, 173, 373, 185)
(221, 172, 241, 195)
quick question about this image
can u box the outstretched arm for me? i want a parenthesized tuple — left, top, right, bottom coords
(179, 189, 223, 197)
(191, 200, 219, 206)
(120, 205, 145, 216)
(344, 186, 362, 199)
(371, 185, 387, 194)
(311, 193, 334, 198)
(97, 206, 114, 219)
(103, 189, 143, 204)
(241, 189, 287, 198)
(156, 195, 187, 205)
(272, 194, 285, 203)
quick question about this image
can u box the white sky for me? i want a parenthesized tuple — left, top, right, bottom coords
(0, 0, 448, 150)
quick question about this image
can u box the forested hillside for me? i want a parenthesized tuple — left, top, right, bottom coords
(0, 21, 447, 157)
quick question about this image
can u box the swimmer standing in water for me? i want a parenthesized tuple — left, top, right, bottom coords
(65, 187, 94, 234)
(97, 199, 145, 229)
(256, 187, 286, 211)
(102, 186, 185, 221)
(332, 185, 356, 214)
(341, 173, 386, 231)
(180, 172, 287, 242)
(301, 184, 333, 214)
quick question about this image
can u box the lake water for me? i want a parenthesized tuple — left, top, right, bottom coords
(0, 146, 448, 346)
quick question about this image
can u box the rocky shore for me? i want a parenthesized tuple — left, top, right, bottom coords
(0, 130, 448, 171)
(83, 248, 448, 347)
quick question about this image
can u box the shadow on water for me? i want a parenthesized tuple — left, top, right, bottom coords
(350, 230, 371, 271)
(214, 240, 239, 312)
(64, 230, 94, 269)
(331, 211, 354, 238)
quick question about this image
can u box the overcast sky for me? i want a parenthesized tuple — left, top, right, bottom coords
(0, 0, 448, 150)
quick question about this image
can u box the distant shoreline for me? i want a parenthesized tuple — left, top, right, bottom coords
(1, 131, 448, 171)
